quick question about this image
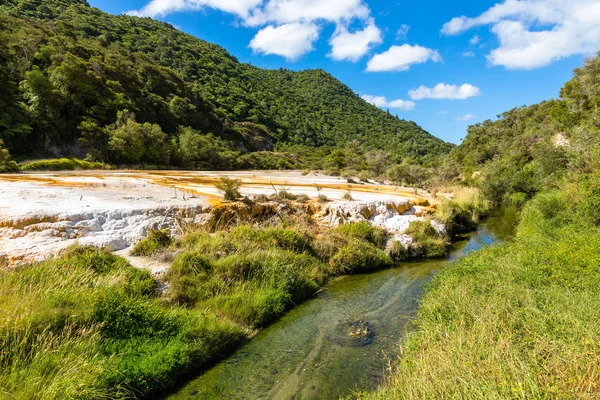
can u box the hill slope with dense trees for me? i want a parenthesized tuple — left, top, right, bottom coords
(0, 0, 452, 169)
(449, 52, 600, 203)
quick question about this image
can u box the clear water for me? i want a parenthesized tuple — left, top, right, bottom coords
(166, 208, 518, 400)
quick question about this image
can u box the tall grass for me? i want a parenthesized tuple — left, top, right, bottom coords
(1, 219, 408, 398)
(435, 186, 492, 235)
(0, 246, 244, 398)
(362, 174, 600, 399)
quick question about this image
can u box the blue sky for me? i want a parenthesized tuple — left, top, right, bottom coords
(87, 0, 600, 144)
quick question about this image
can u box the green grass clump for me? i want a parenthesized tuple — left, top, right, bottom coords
(436, 187, 491, 235)
(332, 222, 389, 249)
(364, 175, 600, 399)
(215, 177, 242, 201)
(170, 250, 323, 328)
(20, 158, 109, 171)
(405, 220, 450, 259)
(387, 240, 409, 262)
(131, 228, 172, 256)
(329, 241, 393, 275)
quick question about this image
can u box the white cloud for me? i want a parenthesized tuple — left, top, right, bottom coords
(396, 24, 410, 40)
(245, 0, 370, 26)
(130, 0, 382, 62)
(362, 94, 416, 111)
(470, 34, 480, 45)
(366, 44, 441, 72)
(329, 18, 382, 62)
(408, 83, 481, 100)
(440, 110, 449, 114)
(127, 0, 261, 18)
(249, 22, 320, 60)
(441, 0, 600, 69)
(462, 51, 475, 57)
(455, 114, 477, 121)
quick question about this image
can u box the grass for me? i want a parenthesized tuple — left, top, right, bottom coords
(131, 228, 172, 256)
(214, 177, 242, 201)
(435, 186, 492, 236)
(0, 246, 244, 399)
(404, 220, 450, 259)
(0, 219, 410, 398)
(362, 173, 600, 399)
(20, 158, 110, 171)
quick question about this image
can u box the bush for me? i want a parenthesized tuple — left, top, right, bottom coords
(435, 187, 491, 235)
(0, 140, 18, 172)
(215, 177, 242, 201)
(131, 229, 172, 257)
(317, 194, 329, 203)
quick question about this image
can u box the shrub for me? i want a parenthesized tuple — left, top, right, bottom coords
(508, 192, 528, 206)
(435, 187, 491, 235)
(274, 189, 297, 201)
(317, 194, 329, 203)
(296, 194, 310, 203)
(0, 140, 18, 172)
(131, 229, 172, 257)
(215, 177, 242, 201)
(342, 191, 354, 201)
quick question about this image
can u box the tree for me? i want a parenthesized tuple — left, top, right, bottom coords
(107, 111, 170, 165)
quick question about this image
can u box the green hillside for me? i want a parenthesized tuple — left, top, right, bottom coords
(0, 0, 452, 169)
(450, 53, 600, 203)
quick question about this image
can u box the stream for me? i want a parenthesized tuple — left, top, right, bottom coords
(167, 207, 518, 400)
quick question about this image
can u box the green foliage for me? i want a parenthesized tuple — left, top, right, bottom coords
(0, 140, 18, 172)
(131, 229, 172, 257)
(452, 52, 600, 202)
(332, 222, 389, 249)
(0, 1, 451, 168)
(387, 240, 409, 262)
(215, 177, 242, 200)
(20, 157, 108, 171)
(435, 187, 491, 236)
(106, 111, 170, 165)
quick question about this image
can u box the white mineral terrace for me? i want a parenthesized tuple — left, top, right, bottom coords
(0, 170, 436, 267)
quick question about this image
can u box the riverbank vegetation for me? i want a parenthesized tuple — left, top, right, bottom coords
(363, 52, 600, 399)
(362, 173, 600, 399)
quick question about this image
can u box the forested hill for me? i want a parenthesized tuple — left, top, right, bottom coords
(0, 0, 452, 169)
(450, 51, 600, 203)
